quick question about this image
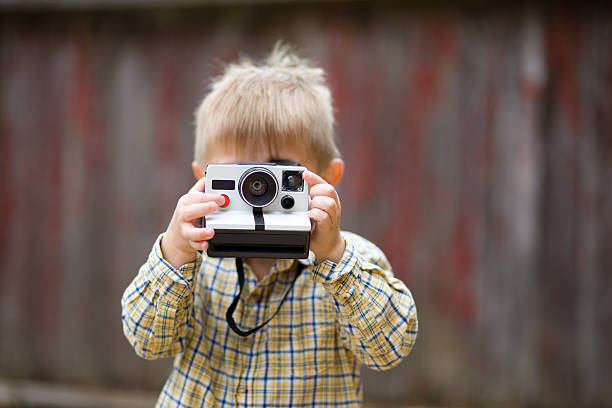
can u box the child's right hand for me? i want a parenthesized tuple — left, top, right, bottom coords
(161, 177, 226, 269)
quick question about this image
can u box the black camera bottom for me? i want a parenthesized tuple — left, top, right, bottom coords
(207, 230, 311, 259)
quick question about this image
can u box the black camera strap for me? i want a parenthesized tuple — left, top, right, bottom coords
(226, 258, 304, 337)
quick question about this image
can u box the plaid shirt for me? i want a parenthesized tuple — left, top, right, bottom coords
(122, 231, 418, 407)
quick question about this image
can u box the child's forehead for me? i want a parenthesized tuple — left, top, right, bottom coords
(207, 144, 318, 170)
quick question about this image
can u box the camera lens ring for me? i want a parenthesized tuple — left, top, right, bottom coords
(238, 167, 279, 208)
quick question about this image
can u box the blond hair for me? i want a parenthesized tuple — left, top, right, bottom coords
(194, 43, 340, 170)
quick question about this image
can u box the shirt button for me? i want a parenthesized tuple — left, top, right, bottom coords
(342, 288, 354, 300)
(242, 336, 253, 347)
(237, 383, 247, 393)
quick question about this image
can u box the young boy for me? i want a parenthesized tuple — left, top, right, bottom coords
(122, 44, 418, 407)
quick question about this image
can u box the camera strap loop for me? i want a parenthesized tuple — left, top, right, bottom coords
(226, 258, 304, 337)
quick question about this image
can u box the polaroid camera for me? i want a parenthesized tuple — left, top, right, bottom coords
(204, 163, 311, 259)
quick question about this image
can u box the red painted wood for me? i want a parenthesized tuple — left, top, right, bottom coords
(1, 5, 611, 406)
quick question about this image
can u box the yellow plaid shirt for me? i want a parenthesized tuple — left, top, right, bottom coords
(122, 231, 418, 407)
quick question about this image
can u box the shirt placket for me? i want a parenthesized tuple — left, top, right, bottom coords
(234, 265, 263, 406)
(235, 262, 295, 406)
(235, 334, 253, 406)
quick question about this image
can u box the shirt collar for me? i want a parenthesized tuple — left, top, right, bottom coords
(301, 251, 317, 266)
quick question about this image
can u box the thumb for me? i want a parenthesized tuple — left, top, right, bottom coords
(189, 177, 207, 193)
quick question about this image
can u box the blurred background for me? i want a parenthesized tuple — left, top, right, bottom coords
(1, 0, 612, 407)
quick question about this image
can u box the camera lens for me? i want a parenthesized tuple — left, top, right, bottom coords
(239, 168, 278, 207)
(249, 179, 267, 197)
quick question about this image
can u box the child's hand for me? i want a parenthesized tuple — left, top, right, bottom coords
(303, 170, 346, 263)
(161, 177, 226, 268)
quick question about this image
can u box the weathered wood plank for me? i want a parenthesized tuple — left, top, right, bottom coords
(1, 4, 611, 406)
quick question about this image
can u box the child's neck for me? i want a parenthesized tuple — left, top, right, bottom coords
(244, 258, 276, 281)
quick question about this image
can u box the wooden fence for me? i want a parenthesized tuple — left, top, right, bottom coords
(1, 3, 611, 406)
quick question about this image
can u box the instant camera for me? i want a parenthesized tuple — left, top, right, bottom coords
(204, 163, 311, 259)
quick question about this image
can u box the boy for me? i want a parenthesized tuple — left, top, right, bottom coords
(122, 44, 418, 407)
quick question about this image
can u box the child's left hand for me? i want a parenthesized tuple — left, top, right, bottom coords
(303, 170, 346, 263)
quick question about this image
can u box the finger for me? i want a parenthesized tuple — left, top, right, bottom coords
(311, 195, 337, 214)
(180, 192, 225, 207)
(308, 208, 330, 224)
(189, 240, 209, 251)
(182, 225, 215, 242)
(188, 176, 207, 193)
(181, 201, 219, 222)
(308, 183, 340, 203)
(303, 170, 328, 187)
(308, 182, 336, 196)
(310, 196, 338, 225)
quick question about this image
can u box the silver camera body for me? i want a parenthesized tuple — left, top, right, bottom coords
(204, 163, 311, 259)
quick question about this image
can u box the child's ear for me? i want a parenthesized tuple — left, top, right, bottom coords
(192, 161, 204, 180)
(320, 158, 344, 187)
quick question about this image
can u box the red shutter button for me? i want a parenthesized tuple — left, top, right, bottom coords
(220, 194, 230, 208)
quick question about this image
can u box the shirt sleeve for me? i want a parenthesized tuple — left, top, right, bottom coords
(121, 234, 200, 360)
(310, 232, 418, 371)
